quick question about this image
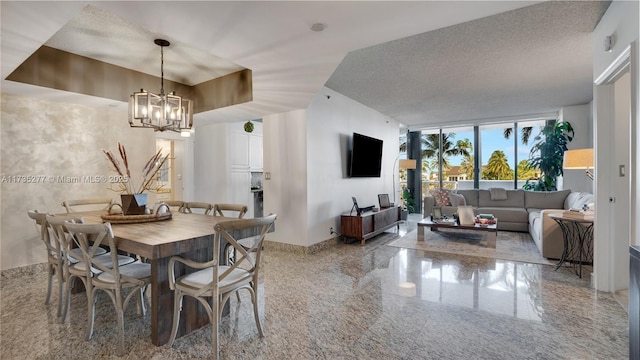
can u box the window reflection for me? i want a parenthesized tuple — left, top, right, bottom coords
(389, 250, 543, 321)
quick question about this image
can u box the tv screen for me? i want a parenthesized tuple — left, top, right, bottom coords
(350, 133, 383, 177)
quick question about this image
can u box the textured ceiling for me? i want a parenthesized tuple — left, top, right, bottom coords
(326, 1, 611, 129)
(1, 1, 610, 129)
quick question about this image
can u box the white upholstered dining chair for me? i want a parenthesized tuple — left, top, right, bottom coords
(167, 214, 277, 358)
(64, 221, 151, 356)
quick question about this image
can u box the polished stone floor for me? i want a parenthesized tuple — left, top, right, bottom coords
(1, 216, 629, 359)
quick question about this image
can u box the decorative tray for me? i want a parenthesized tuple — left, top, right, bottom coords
(100, 203, 172, 224)
(100, 213, 172, 224)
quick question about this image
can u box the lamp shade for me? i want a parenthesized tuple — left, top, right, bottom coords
(563, 148, 594, 169)
(399, 159, 417, 170)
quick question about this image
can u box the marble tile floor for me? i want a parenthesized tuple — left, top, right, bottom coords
(1, 216, 629, 359)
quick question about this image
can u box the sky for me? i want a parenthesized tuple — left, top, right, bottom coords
(447, 128, 532, 167)
(421, 121, 546, 169)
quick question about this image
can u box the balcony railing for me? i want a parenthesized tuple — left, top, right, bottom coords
(421, 180, 530, 194)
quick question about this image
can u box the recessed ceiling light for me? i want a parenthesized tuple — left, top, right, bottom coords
(310, 23, 327, 32)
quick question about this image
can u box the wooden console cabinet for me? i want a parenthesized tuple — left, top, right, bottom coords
(340, 206, 402, 246)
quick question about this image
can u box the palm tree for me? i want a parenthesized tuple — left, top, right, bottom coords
(503, 126, 534, 145)
(460, 155, 474, 180)
(483, 150, 513, 180)
(456, 138, 473, 154)
(516, 160, 536, 180)
(400, 133, 470, 184)
(456, 138, 474, 179)
(422, 133, 471, 168)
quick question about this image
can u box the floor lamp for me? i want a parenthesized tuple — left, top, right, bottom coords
(393, 157, 417, 204)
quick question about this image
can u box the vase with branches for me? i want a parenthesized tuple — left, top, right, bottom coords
(103, 143, 170, 214)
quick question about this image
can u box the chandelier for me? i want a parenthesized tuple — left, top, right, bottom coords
(129, 39, 193, 137)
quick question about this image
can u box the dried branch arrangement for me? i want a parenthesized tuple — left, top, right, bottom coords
(103, 142, 170, 194)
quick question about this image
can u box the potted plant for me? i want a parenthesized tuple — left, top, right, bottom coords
(401, 187, 416, 220)
(523, 121, 574, 191)
(103, 143, 169, 215)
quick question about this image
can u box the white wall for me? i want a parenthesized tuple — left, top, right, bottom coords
(307, 88, 399, 246)
(560, 103, 594, 193)
(592, 0, 639, 291)
(262, 109, 309, 246)
(0, 93, 156, 270)
(262, 87, 399, 247)
(193, 122, 227, 203)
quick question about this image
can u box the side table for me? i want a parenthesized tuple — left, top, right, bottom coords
(549, 213, 594, 278)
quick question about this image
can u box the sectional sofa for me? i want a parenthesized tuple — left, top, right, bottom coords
(423, 188, 594, 259)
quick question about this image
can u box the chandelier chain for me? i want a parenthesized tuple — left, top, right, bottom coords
(160, 45, 165, 96)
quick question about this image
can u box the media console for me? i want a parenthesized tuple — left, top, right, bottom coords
(340, 206, 402, 246)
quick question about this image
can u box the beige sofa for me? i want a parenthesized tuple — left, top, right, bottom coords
(423, 189, 594, 259)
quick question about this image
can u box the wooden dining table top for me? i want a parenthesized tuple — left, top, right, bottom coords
(72, 211, 238, 260)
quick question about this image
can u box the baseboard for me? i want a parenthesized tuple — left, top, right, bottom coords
(2, 237, 342, 279)
(265, 236, 341, 255)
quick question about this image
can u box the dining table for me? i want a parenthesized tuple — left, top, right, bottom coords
(74, 210, 248, 346)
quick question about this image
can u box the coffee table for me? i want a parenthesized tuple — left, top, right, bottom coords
(417, 218, 498, 248)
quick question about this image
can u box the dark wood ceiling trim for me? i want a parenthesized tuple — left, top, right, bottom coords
(5, 46, 252, 113)
(192, 69, 252, 113)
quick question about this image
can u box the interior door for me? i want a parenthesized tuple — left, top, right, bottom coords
(611, 72, 632, 291)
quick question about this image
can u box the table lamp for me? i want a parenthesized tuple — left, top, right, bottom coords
(563, 148, 594, 180)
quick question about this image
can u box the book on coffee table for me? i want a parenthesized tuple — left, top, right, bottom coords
(433, 219, 456, 225)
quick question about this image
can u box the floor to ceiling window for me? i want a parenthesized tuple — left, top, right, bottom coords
(413, 119, 547, 192)
(479, 123, 516, 189)
(420, 127, 474, 195)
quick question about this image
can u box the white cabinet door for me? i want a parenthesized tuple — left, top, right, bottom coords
(230, 131, 250, 169)
(229, 171, 251, 211)
(249, 135, 263, 171)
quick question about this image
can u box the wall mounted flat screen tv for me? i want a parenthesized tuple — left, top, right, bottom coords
(349, 132, 383, 177)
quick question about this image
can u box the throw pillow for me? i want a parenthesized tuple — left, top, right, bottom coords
(449, 193, 466, 207)
(430, 188, 451, 206)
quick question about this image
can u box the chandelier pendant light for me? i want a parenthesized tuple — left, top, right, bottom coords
(129, 39, 193, 137)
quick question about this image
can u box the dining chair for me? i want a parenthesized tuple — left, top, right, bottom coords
(213, 203, 248, 219)
(183, 201, 214, 215)
(213, 204, 251, 290)
(167, 214, 277, 358)
(62, 198, 114, 213)
(65, 221, 151, 356)
(27, 210, 64, 313)
(45, 215, 133, 324)
(164, 200, 186, 213)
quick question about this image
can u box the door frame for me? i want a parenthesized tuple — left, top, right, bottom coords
(593, 42, 637, 291)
